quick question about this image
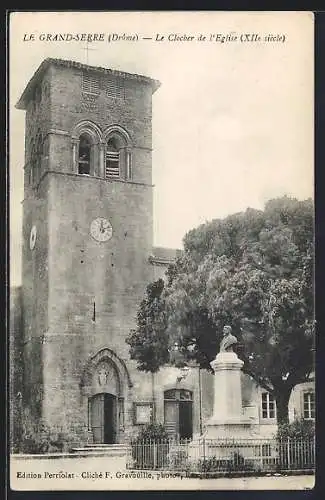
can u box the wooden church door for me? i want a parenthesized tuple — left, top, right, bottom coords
(90, 393, 116, 444)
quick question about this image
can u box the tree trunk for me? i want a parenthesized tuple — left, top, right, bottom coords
(274, 386, 292, 427)
(151, 372, 156, 423)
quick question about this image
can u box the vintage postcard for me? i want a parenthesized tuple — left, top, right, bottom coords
(9, 11, 314, 491)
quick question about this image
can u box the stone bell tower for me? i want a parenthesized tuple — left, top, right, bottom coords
(16, 58, 161, 446)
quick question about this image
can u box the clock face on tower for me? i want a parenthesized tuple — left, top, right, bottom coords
(29, 225, 37, 250)
(90, 217, 113, 242)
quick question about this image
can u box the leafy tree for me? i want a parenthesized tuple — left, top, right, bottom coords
(128, 197, 314, 427)
(126, 279, 169, 373)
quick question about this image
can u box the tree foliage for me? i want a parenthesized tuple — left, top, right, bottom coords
(127, 197, 315, 425)
(276, 418, 315, 440)
(134, 423, 170, 442)
(126, 279, 169, 373)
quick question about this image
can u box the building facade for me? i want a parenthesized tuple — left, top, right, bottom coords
(10, 58, 314, 451)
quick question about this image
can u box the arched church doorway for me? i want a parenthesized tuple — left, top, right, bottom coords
(81, 348, 133, 445)
(87, 359, 124, 444)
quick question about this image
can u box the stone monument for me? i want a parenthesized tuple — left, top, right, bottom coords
(204, 325, 254, 438)
(188, 325, 259, 466)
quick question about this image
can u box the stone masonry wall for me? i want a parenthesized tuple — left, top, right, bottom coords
(21, 61, 157, 443)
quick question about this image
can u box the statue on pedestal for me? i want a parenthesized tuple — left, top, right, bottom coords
(219, 325, 238, 353)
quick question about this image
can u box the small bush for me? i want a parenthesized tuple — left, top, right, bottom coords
(197, 452, 254, 473)
(135, 423, 170, 443)
(276, 419, 315, 470)
(132, 424, 170, 469)
(231, 451, 245, 469)
(197, 456, 230, 472)
(277, 418, 315, 440)
(20, 420, 66, 454)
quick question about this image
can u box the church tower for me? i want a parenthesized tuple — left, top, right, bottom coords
(16, 58, 161, 446)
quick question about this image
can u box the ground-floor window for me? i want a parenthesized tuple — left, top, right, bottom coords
(164, 389, 193, 440)
(303, 391, 315, 420)
(261, 392, 276, 419)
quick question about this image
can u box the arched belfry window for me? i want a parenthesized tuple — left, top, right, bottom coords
(78, 134, 92, 175)
(104, 127, 132, 181)
(72, 121, 102, 176)
(105, 138, 120, 178)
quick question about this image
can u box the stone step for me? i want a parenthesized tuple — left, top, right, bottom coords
(83, 443, 127, 449)
(70, 445, 129, 455)
(71, 450, 126, 457)
(70, 450, 127, 457)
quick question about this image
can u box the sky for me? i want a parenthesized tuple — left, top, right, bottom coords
(9, 11, 314, 286)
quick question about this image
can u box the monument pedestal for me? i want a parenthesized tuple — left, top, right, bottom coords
(188, 340, 263, 466)
(204, 351, 254, 439)
(188, 350, 259, 464)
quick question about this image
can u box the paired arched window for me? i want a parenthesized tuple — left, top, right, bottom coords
(73, 122, 132, 180)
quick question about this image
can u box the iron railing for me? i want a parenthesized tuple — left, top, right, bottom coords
(127, 437, 315, 473)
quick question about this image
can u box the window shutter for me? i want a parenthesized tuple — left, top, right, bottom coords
(82, 72, 100, 95)
(105, 151, 120, 178)
(106, 78, 125, 99)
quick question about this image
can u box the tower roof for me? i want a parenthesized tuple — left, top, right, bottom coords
(16, 57, 161, 110)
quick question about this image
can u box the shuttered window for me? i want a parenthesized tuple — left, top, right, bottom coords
(105, 139, 120, 178)
(82, 72, 100, 95)
(106, 78, 125, 99)
(105, 152, 120, 178)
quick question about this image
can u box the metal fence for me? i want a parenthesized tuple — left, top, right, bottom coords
(127, 437, 315, 473)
